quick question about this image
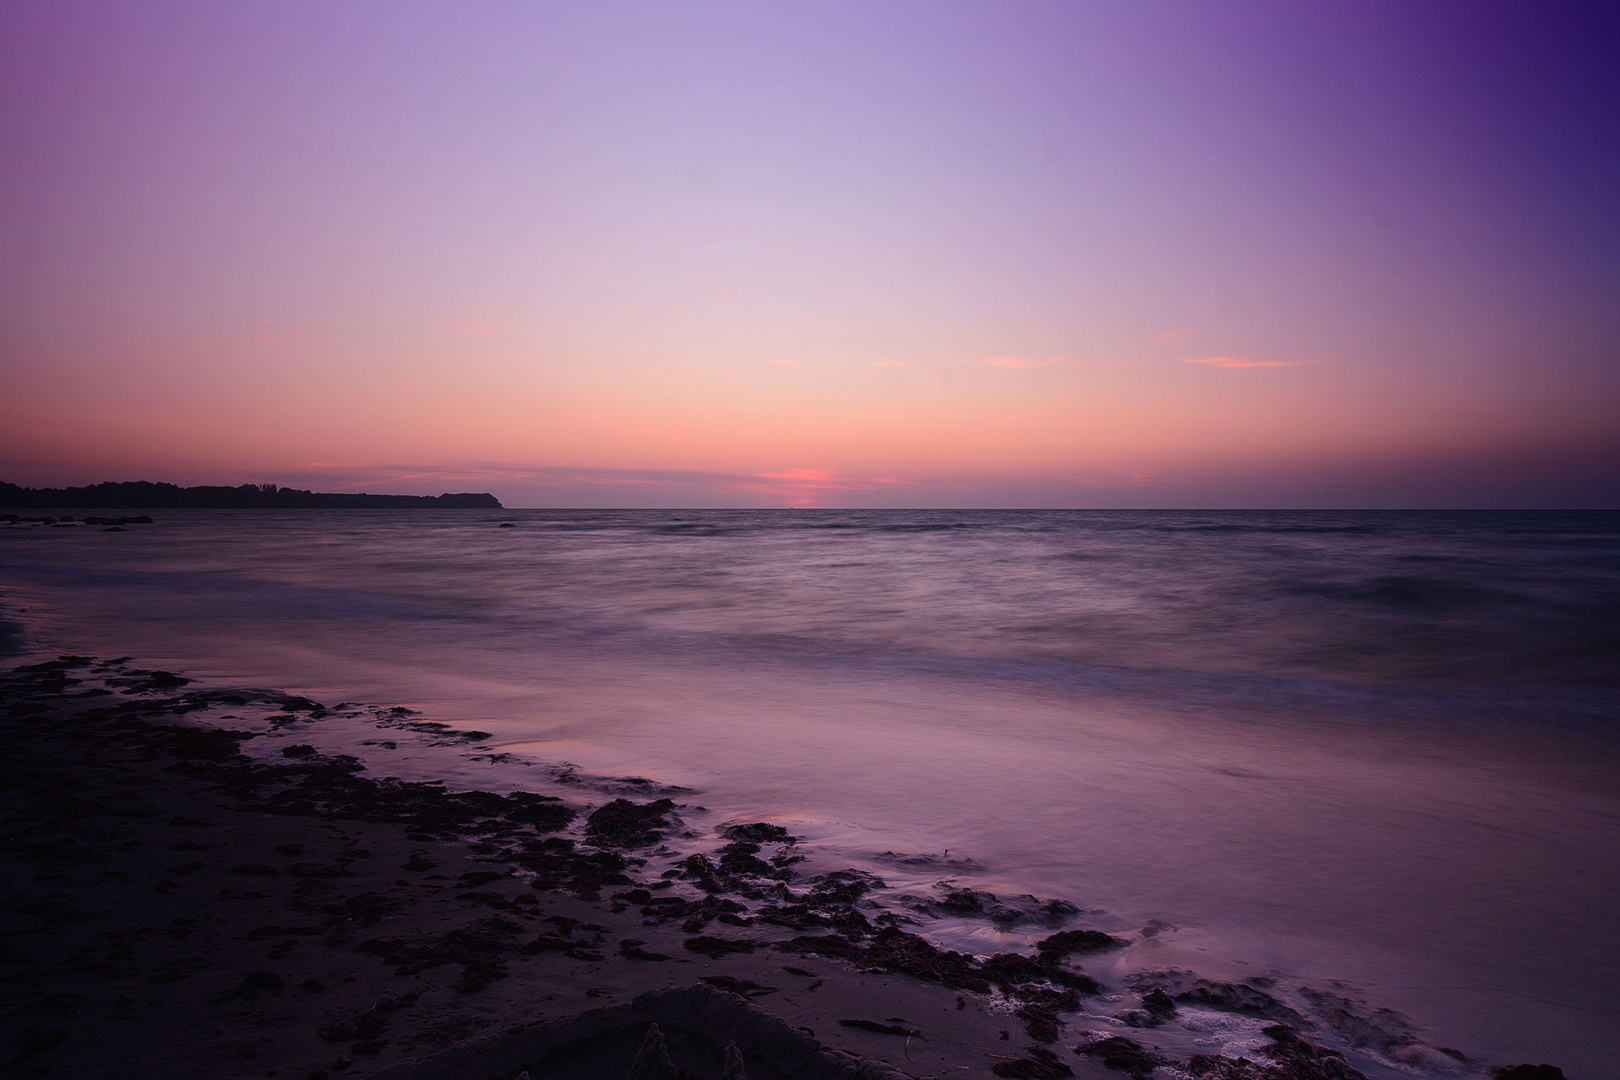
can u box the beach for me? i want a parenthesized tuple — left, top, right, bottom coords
(0, 656, 1037, 1079)
(0, 653, 1585, 1080)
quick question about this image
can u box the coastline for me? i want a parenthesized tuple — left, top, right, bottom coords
(0, 655, 1568, 1080)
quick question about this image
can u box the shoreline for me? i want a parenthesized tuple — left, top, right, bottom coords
(0, 655, 1568, 1080)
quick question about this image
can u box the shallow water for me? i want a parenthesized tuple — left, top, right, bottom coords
(3, 509, 1617, 1074)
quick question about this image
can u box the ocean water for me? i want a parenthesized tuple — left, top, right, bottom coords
(3, 509, 1618, 1074)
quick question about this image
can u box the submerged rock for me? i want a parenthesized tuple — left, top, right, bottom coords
(1298, 986, 1468, 1071)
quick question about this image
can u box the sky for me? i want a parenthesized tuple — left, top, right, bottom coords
(2, 1, 1617, 508)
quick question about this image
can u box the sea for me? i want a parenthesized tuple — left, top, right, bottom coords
(2, 508, 1617, 1075)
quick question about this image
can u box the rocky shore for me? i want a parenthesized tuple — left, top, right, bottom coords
(0, 656, 1568, 1080)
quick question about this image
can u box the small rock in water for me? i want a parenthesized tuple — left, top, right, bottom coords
(1175, 980, 1304, 1024)
(1493, 1068, 1566, 1080)
(1035, 929, 1128, 957)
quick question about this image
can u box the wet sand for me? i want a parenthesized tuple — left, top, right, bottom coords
(0, 656, 1567, 1080)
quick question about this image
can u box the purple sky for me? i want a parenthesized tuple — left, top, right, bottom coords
(2, 1, 1616, 506)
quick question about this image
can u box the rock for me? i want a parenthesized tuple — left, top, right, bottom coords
(1186, 1025, 1368, 1080)
(722, 822, 797, 844)
(227, 970, 283, 999)
(701, 976, 777, 999)
(585, 799, 676, 848)
(1042, 899, 1080, 921)
(721, 1041, 746, 1080)
(626, 1023, 676, 1080)
(1119, 985, 1177, 1026)
(620, 940, 673, 961)
(1074, 1036, 1164, 1079)
(779, 927, 990, 992)
(938, 888, 987, 914)
(10, 1027, 68, 1065)
(1298, 986, 1459, 1070)
(1015, 1002, 1061, 1042)
(1175, 981, 1305, 1024)
(1493, 1068, 1566, 1080)
(1143, 986, 1176, 1017)
(717, 843, 775, 878)
(1035, 929, 1128, 957)
(375, 989, 417, 1012)
(503, 792, 575, 832)
(318, 1021, 358, 1042)
(992, 1047, 1073, 1079)
(683, 936, 755, 958)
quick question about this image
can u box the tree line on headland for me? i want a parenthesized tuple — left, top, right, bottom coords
(0, 481, 502, 509)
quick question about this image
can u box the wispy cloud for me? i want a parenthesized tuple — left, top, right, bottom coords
(1147, 327, 1193, 343)
(982, 355, 1074, 370)
(1183, 356, 1305, 369)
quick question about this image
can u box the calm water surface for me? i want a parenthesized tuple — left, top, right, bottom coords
(3, 509, 1617, 1074)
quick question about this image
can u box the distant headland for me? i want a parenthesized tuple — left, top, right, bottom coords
(0, 481, 502, 509)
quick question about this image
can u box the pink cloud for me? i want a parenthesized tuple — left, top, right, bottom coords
(983, 355, 1072, 370)
(1183, 356, 1305, 369)
(1147, 328, 1193, 343)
